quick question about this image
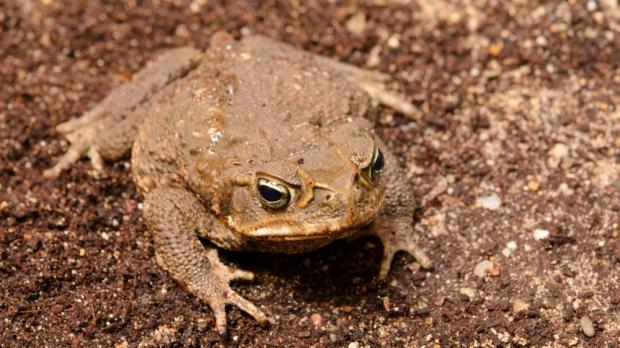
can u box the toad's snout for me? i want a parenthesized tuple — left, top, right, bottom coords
(312, 173, 383, 223)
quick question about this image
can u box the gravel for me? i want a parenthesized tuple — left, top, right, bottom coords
(2, 0, 619, 346)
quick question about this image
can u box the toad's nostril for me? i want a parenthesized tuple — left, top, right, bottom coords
(315, 189, 339, 209)
(321, 193, 338, 208)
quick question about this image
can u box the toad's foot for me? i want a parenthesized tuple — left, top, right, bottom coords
(145, 188, 272, 334)
(44, 46, 202, 178)
(160, 249, 272, 334)
(372, 216, 432, 280)
(419, 177, 448, 209)
(43, 120, 104, 178)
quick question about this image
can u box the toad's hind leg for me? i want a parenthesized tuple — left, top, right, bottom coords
(323, 59, 422, 121)
(44, 47, 203, 178)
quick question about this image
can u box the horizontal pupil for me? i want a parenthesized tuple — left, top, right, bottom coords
(258, 184, 284, 202)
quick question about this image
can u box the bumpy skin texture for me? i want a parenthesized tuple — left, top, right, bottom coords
(46, 32, 431, 334)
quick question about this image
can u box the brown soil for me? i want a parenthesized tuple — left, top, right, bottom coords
(2, 0, 619, 346)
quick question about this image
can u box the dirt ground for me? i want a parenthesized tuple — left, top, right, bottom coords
(1, 0, 620, 346)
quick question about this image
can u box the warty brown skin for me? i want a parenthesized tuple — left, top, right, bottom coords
(45, 32, 432, 334)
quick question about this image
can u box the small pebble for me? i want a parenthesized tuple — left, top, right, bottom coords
(533, 229, 550, 240)
(346, 12, 366, 35)
(474, 260, 494, 277)
(535, 35, 548, 46)
(488, 265, 501, 277)
(366, 45, 381, 68)
(512, 299, 529, 312)
(550, 143, 569, 160)
(488, 42, 504, 56)
(340, 305, 353, 313)
(459, 287, 476, 299)
(175, 24, 189, 37)
(189, 0, 204, 13)
(348, 342, 360, 348)
(310, 313, 323, 327)
(476, 194, 501, 210)
(502, 240, 518, 257)
(579, 316, 595, 337)
(387, 34, 400, 48)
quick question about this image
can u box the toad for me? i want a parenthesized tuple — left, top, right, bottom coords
(45, 32, 438, 334)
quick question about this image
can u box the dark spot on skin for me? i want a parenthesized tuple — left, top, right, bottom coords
(297, 158, 304, 165)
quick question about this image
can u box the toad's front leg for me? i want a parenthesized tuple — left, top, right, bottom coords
(372, 216, 432, 279)
(370, 145, 444, 279)
(143, 188, 271, 334)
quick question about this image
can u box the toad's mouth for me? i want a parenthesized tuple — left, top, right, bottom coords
(227, 204, 381, 241)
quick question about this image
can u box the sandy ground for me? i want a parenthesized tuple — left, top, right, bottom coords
(1, 0, 620, 346)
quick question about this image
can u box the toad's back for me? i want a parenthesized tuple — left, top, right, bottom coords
(132, 34, 372, 194)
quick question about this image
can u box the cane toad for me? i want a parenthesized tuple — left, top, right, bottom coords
(45, 32, 434, 334)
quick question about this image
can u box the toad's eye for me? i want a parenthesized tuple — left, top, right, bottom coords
(367, 148, 385, 181)
(256, 178, 292, 210)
